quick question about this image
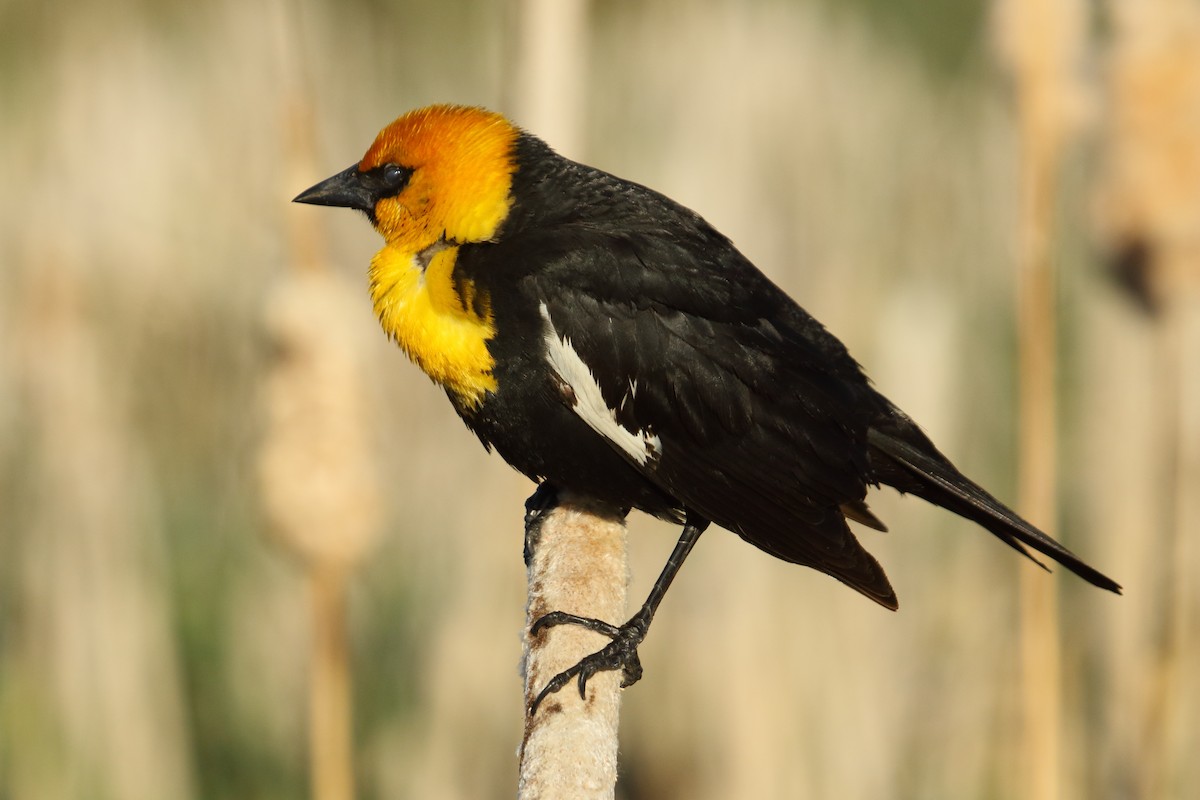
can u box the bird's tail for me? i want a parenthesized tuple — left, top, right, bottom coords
(867, 412, 1121, 594)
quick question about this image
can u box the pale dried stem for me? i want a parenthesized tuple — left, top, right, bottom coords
(308, 564, 355, 800)
(995, 0, 1087, 797)
(519, 492, 628, 800)
(258, 5, 380, 797)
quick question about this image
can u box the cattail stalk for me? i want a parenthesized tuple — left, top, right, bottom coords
(995, 0, 1087, 797)
(519, 490, 628, 800)
(1014, 168, 1064, 800)
(259, 204, 380, 800)
(260, 5, 381, 798)
(308, 564, 354, 800)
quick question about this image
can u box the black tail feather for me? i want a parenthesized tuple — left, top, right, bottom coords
(867, 416, 1121, 595)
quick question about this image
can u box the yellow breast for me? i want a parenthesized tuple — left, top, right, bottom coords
(369, 243, 497, 408)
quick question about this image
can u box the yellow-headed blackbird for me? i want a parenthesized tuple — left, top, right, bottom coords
(295, 104, 1119, 711)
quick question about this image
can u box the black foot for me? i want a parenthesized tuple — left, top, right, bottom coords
(528, 608, 649, 715)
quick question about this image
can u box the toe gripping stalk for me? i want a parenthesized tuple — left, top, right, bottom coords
(527, 507, 709, 715)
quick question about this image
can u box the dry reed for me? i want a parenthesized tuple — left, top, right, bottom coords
(519, 492, 628, 800)
(994, 0, 1090, 797)
(258, 8, 383, 794)
(258, 235, 383, 800)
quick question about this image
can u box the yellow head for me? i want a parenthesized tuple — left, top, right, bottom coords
(296, 104, 519, 253)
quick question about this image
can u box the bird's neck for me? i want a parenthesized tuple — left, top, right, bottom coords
(368, 243, 497, 408)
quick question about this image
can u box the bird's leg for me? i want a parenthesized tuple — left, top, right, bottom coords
(523, 482, 560, 567)
(528, 514, 709, 714)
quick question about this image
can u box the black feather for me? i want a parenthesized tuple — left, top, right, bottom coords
(447, 129, 1119, 607)
(867, 412, 1121, 593)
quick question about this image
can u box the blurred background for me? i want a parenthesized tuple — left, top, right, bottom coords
(2, 0, 1198, 798)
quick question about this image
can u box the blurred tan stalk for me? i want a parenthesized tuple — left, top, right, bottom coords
(995, 0, 1088, 797)
(258, 4, 383, 798)
(258, 212, 383, 800)
(1097, 1, 1200, 795)
(506, 0, 590, 158)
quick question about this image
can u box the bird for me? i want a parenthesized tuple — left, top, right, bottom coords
(294, 103, 1120, 712)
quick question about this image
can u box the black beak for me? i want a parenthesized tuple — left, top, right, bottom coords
(293, 163, 375, 212)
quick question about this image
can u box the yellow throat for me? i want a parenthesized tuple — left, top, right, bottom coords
(369, 244, 497, 408)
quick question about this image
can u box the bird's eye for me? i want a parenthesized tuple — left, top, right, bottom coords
(382, 164, 410, 189)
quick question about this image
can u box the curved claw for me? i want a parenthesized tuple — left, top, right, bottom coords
(530, 666, 580, 714)
(528, 612, 649, 715)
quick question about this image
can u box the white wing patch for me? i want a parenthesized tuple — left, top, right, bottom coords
(539, 303, 662, 467)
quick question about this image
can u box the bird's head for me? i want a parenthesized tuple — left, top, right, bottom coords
(294, 104, 518, 254)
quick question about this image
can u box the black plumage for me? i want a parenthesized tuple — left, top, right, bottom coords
(454, 132, 1118, 610)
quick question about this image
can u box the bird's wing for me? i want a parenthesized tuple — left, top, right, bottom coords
(516, 225, 898, 608)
